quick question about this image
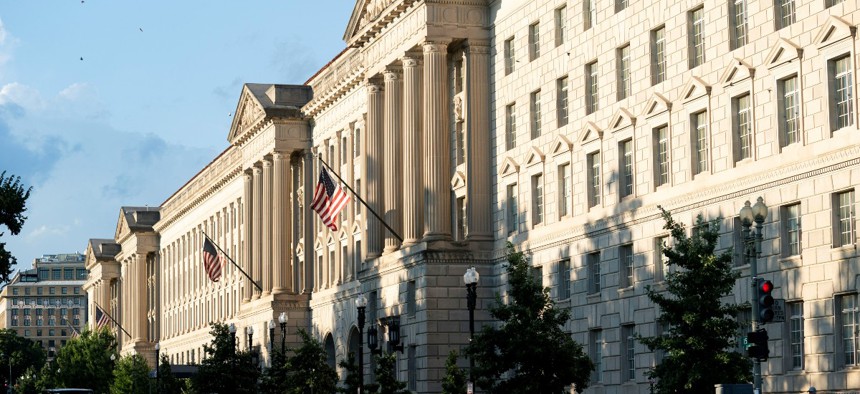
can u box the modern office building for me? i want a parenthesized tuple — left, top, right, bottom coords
(84, 0, 860, 392)
(0, 253, 87, 357)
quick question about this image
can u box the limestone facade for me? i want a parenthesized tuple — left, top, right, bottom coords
(82, 0, 860, 392)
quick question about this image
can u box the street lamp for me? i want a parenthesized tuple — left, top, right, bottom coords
(246, 326, 254, 351)
(268, 320, 275, 366)
(464, 266, 479, 392)
(739, 197, 768, 394)
(155, 343, 161, 394)
(355, 294, 368, 394)
(279, 312, 288, 354)
(367, 323, 380, 356)
(228, 323, 237, 355)
(387, 319, 403, 353)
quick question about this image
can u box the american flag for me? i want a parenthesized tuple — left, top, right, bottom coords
(65, 318, 80, 338)
(202, 237, 223, 282)
(95, 306, 111, 329)
(310, 167, 350, 231)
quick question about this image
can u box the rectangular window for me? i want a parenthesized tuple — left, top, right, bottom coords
(583, 0, 595, 30)
(587, 152, 602, 208)
(620, 139, 634, 198)
(776, 0, 795, 29)
(782, 204, 801, 257)
(406, 280, 416, 317)
(839, 294, 859, 366)
(615, 0, 628, 12)
(455, 122, 465, 165)
(557, 77, 569, 126)
(532, 266, 543, 287)
(354, 128, 361, 158)
(620, 244, 634, 288)
(555, 6, 566, 46)
(590, 329, 603, 382)
(586, 61, 599, 114)
(588, 252, 601, 294)
(651, 26, 666, 85)
(623, 324, 636, 380)
(655, 236, 668, 281)
(529, 23, 540, 61)
(507, 183, 519, 235)
(730, 0, 748, 49)
(692, 111, 709, 175)
(407, 345, 417, 391)
(532, 174, 544, 226)
(826, 0, 844, 7)
(789, 302, 804, 369)
(654, 126, 670, 186)
(341, 136, 348, 163)
(558, 164, 571, 217)
(354, 239, 362, 269)
(689, 7, 706, 68)
(354, 179, 362, 216)
(835, 190, 855, 247)
(558, 259, 571, 300)
(456, 196, 466, 240)
(779, 76, 800, 147)
(504, 37, 515, 75)
(506, 103, 517, 150)
(734, 94, 753, 161)
(831, 56, 854, 131)
(617, 44, 631, 100)
(530, 90, 542, 139)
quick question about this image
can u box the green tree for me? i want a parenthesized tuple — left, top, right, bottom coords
(54, 327, 118, 393)
(284, 329, 338, 394)
(638, 208, 752, 393)
(110, 354, 151, 394)
(466, 242, 594, 393)
(0, 328, 46, 388)
(14, 366, 39, 394)
(441, 350, 466, 394)
(371, 353, 407, 394)
(0, 171, 32, 284)
(156, 354, 184, 394)
(337, 352, 364, 394)
(192, 322, 260, 394)
(260, 350, 289, 394)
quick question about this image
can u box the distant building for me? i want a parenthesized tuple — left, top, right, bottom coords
(0, 253, 87, 357)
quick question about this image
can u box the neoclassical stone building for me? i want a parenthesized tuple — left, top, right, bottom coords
(83, 0, 860, 392)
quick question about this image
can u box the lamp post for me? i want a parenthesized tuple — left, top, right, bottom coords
(464, 266, 479, 393)
(739, 197, 768, 394)
(355, 294, 368, 394)
(228, 323, 237, 355)
(268, 320, 275, 366)
(279, 312, 288, 354)
(246, 326, 254, 351)
(154, 343, 161, 394)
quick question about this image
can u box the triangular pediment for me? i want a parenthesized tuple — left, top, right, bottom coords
(720, 59, 755, 86)
(551, 135, 573, 157)
(351, 222, 362, 235)
(228, 87, 267, 144)
(524, 147, 545, 168)
(765, 38, 803, 69)
(451, 171, 467, 189)
(339, 229, 348, 240)
(641, 93, 671, 117)
(499, 157, 520, 177)
(343, 0, 414, 46)
(114, 209, 130, 241)
(681, 77, 711, 102)
(579, 122, 603, 143)
(814, 16, 856, 49)
(608, 108, 636, 131)
(295, 242, 305, 256)
(314, 239, 324, 251)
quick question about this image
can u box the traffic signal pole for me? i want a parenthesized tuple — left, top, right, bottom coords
(745, 223, 762, 394)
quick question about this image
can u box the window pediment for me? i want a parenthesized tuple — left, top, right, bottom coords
(609, 108, 636, 131)
(551, 135, 573, 157)
(524, 147, 545, 168)
(814, 16, 856, 49)
(642, 93, 672, 118)
(681, 76, 711, 103)
(765, 38, 802, 69)
(578, 121, 603, 143)
(451, 171, 467, 190)
(499, 157, 520, 177)
(719, 59, 755, 86)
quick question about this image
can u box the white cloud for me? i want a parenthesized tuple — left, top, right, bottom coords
(0, 82, 43, 109)
(0, 18, 7, 45)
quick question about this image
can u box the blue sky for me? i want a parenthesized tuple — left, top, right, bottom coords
(0, 1, 353, 266)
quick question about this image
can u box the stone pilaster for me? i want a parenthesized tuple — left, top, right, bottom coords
(365, 79, 384, 258)
(402, 54, 424, 247)
(252, 164, 263, 299)
(422, 41, 452, 241)
(262, 157, 273, 296)
(273, 152, 291, 294)
(302, 151, 314, 293)
(242, 170, 253, 302)
(383, 67, 403, 254)
(465, 42, 493, 243)
(135, 253, 147, 343)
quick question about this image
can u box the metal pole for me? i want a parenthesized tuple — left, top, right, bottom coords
(269, 326, 275, 365)
(752, 218, 764, 394)
(155, 347, 160, 394)
(357, 306, 366, 394)
(281, 323, 286, 355)
(466, 282, 477, 391)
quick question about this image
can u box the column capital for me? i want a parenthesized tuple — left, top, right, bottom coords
(402, 53, 423, 67)
(366, 79, 384, 93)
(383, 66, 402, 81)
(252, 165, 263, 174)
(422, 41, 448, 53)
(273, 152, 290, 161)
(262, 156, 273, 167)
(465, 40, 491, 54)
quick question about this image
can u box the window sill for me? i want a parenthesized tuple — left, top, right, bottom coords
(586, 292, 601, 301)
(734, 157, 755, 167)
(618, 286, 635, 297)
(780, 255, 802, 268)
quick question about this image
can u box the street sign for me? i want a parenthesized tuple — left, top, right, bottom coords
(771, 299, 786, 323)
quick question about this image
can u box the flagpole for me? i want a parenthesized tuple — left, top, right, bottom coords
(63, 317, 81, 337)
(93, 301, 131, 339)
(201, 231, 263, 292)
(316, 155, 404, 243)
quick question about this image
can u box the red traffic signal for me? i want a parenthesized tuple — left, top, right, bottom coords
(758, 279, 775, 323)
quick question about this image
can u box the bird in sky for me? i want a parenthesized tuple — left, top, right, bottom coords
(139, 28, 143, 32)
(80, 57, 83, 61)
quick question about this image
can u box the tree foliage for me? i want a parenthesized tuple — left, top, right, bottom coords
(371, 352, 407, 394)
(155, 354, 184, 394)
(638, 208, 752, 393)
(465, 242, 593, 393)
(284, 329, 338, 394)
(260, 349, 289, 394)
(54, 327, 118, 393)
(0, 328, 46, 388)
(0, 171, 32, 283)
(110, 354, 151, 394)
(441, 350, 467, 394)
(337, 351, 364, 394)
(192, 322, 260, 394)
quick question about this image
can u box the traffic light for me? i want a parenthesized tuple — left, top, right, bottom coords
(747, 329, 769, 361)
(757, 278, 775, 323)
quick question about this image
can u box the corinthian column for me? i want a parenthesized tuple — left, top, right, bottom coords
(262, 157, 273, 296)
(402, 54, 424, 246)
(365, 79, 384, 258)
(465, 41, 493, 242)
(242, 170, 253, 302)
(252, 164, 263, 299)
(383, 67, 403, 254)
(422, 41, 452, 241)
(273, 152, 291, 294)
(134, 253, 147, 343)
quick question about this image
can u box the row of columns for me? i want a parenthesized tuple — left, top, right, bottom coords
(242, 153, 294, 302)
(118, 254, 148, 346)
